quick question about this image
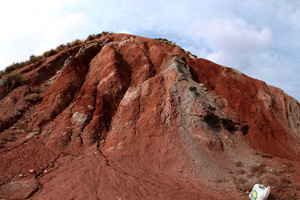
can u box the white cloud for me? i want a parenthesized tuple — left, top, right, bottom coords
(200, 18, 272, 70)
(0, 0, 299, 101)
(34, 12, 90, 55)
(0, 1, 91, 69)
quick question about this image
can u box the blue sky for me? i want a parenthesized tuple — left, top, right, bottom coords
(0, 0, 299, 101)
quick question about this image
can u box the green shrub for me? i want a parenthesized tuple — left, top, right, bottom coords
(5, 62, 26, 74)
(3, 55, 43, 76)
(55, 44, 67, 52)
(96, 33, 103, 38)
(93, 31, 112, 40)
(28, 55, 43, 64)
(101, 31, 112, 35)
(29, 55, 37, 63)
(43, 49, 58, 58)
(70, 39, 83, 47)
(6, 73, 26, 90)
(86, 34, 96, 41)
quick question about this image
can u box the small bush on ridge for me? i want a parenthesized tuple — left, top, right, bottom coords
(6, 73, 26, 90)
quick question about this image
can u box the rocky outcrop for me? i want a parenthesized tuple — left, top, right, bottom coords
(0, 34, 300, 199)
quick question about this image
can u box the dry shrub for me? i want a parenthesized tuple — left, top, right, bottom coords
(235, 178, 247, 185)
(29, 55, 42, 63)
(262, 154, 273, 159)
(70, 39, 83, 47)
(86, 34, 96, 41)
(55, 44, 67, 52)
(25, 87, 42, 103)
(235, 161, 243, 167)
(5, 62, 26, 74)
(233, 177, 253, 193)
(0, 130, 15, 142)
(283, 162, 294, 168)
(280, 177, 292, 188)
(28, 87, 41, 94)
(216, 179, 227, 183)
(235, 182, 253, 193)
(25, 93, 41, 103)
(265, 176, 278, 186)
(251, 163, 267, 176)
(6, 73, 26, 90)
(43, 49, 58, 58)
(16, 121, 27, 130)
(268, 192, 283, 200)
(237, 169, 246, 174)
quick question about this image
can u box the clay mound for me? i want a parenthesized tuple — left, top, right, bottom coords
(0, 34, 300, 199)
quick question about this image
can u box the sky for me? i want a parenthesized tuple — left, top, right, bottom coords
(0, 0, 299, 101)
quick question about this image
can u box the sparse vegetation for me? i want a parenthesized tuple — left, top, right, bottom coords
(28, 87, 41, 94)
(233, 177, 253, 193)
(236, 169, 246, 174)
(155, 37, 198, 58)
(241, 125, 249, 135)
(16, 120, 27, 130)
(25, 93, 42, 103)
(86, 34, 97, 41)
(0, 31, 113, 75)
(261, 154, 273, 159)
(265, 176, 279, 186)
(263, 175, 295, 199)
(2, 55, 43, 76)
(25, 87, 42, 103)
(5, 62, 26, 74)
(43, 49, 58, 58)
(55, 44, 67, 52)
(69, 39, 83, 47)
(29, 55, 43, 63)
(216, 179, 227, 183)
(0, 130, 15, 142)
(222, 118, 237, 132)
(203, 112, 221, 130)
(280, 177, 292, 188)
(283, 162, 294, 169)
(6, 73, 26, 90)
(251, 163, 267, 176)
(234, 161, 243, 167)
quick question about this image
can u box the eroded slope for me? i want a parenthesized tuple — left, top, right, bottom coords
(0, 34, 300, 199)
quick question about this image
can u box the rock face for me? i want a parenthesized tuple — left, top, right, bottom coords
(1, 34, 300, 199)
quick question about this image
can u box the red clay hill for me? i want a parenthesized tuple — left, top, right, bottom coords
(0, 34, 300, 199)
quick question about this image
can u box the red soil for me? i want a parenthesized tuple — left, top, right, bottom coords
(0, 34, 299, 199)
